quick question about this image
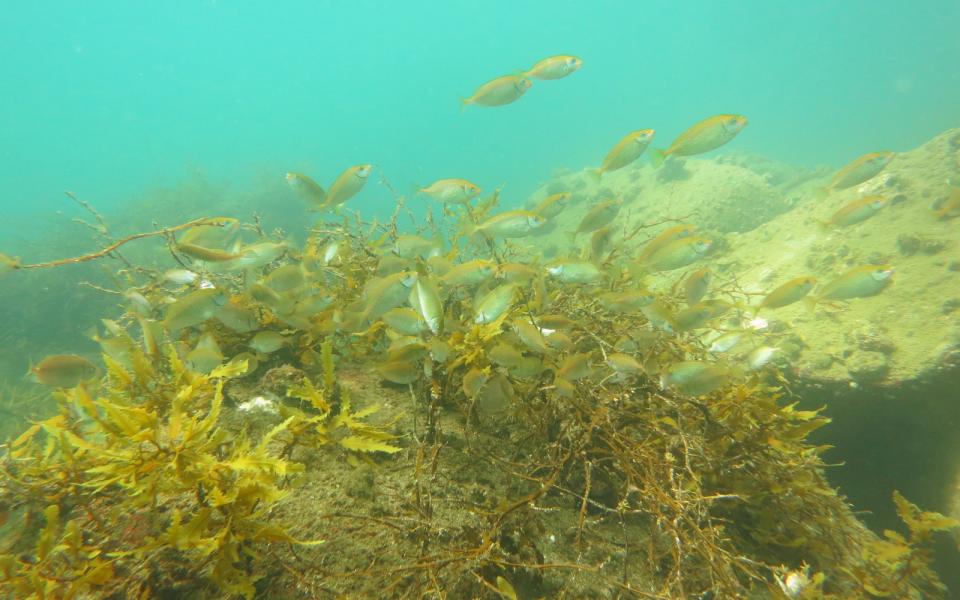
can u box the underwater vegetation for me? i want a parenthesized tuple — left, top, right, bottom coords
(1, 153, 957, 598)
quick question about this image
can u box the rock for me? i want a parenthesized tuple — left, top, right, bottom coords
(846, 350, 890, 382)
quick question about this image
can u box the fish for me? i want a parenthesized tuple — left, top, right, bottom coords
(683, 268, 712, 305)
(576, 199, 622, 235)
(651, 115, 748, 166)
(546, 260, 603, 284)
(124, 289, 152, 315)
(364, 271, 419, 321)
(177, 217, 240, 248)
(472, 210, 546, 239)
(249, 283, 295, 315)
(636, 224, 697, 263)
(461, 74, 532, 109)
(639, 236, 712, 272)
(759, 276, 818, 309)
(598, 289, 656, 312)
(606, 353, 644, 376)
(187, 333, 224, 374)
(286, 172, 327, 206)
(382, 307, 428, 336)
(163, 289, 228, 330)
(322, 164, 373, 209)
(163, 269, 199, 285)
(29, 354, 99, 388)
(249, 331, 289, 354)
(376, 360, 420, 384)
(413, 278, 444, 335)
(544, 331, 575, 352)
(674, 303, 723, 332)
(462, 367, 488, 398)
(590, 129, 655, 179)
(660, 361, 731, 396)
(417, 178, 481, 204)
(441, 259, 496, 287)
(263, 264, 305, 293)
(429, 339, 453, 363)
(512, 319, 550, 354)
(820, 196, 887, 229)
(534, 192, 573, 219)
(393, 235, 441, 259)
(815, 265, 893, 302)
(377, 255, 413, 276)
(823, 151, 895, 193)
(641, 300, 676, 333)
(746, 346, 778, 370)
(489, 342, 525, 368)
(933, 186, 960, 220)
(524, 55, 582, 80)
(1, 253, 21, 276)
(557, 352, 592, 381)
(707, 330, 744, 353)
(476, 373, 515, 413)
(176, 242, 241, 263)
(215, 303, 261, 333)
(474, 284, 517, 324)
(229, 242, 288, 270)
(589, 226, 615, 260)
(496, 263, 538, 284)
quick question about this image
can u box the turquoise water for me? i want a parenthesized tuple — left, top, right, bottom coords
(2, 1, 958, 237)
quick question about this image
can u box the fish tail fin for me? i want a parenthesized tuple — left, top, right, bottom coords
(815, 219, 831, 231)
(650, 148, 667, 169)
(410, 183, 425, 200)
(458, 96, 470, 113)
(803, 296, 818, 313)
(587, 168, 602, 183)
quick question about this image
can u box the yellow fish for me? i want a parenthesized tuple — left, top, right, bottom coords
(820, 196, 887, 229)
(472, 210, 546, 238)
(759, 276, 818, 309)
(823, 151, 895, 193)
(534, 192, 573, 218)
(651, 114, 748, 166)
(164, 289, 229, 331)
(636, 224, 697, 262)
(285, 172, 327, 206)
(30, 354, 99, 388)
(461, 74, 532, 109)
(0, 253, 20, 277)
(934, 186, 960, 220)
(590, 129, 655, 179)
(417, 178, 481, 204)
(323, 164, 373, 209)
(815, 265, 893, 302)
(524, 55, 583, 80)
(660, 361, 731, 396)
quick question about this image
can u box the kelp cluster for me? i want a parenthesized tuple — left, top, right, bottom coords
(1, 189, 957, 598)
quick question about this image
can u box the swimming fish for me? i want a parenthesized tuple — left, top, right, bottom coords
(376, 360, 421, 384)
(590, 129, 655, 179)
(933, 186, 960, 220)
(263, 264, 305, 293)
(598, 289, 656, 312)
(472, 210, 546, 239)
(534, 192, 573, 219)
(820, 196, 887, 229)
(286, 172, 327, 206)
(823, 151, 895, 193)
(187, 333, 225, 374)
(758, 276, 818, 309)
(546, 260, 603, 284)
(660, 361, 731, 396)
(441, 259, 496, 287)
(322, 164, 373, 209)
(215, 303, 261, 333)
(636, 224, 697, 263)
(524, 55, 582, 80)
(177, 217, 240, 249)
(815, 265, 893, 302)
(394, 235, 441, 259)
(639, 236, 712, 272)
(474, 284, 517, 324)
(683, 268, 712, 305)
(164, 288, 228, 330)
(651, 115, 748, 166)
(417, 178, 481, 204)
(461, 74, 532, 109)
(364, 271, 419, 321)
(230, 242, 288, 270)
(512, 319, 550, 354)
(589, 226, 615, 260)
(606, 353, 644, 376)
(412, 278, 444, 335)
(176, 243, 240, 263)
(249, 331, 289, 354)
(576, 199, 621, 235)
(163, 269, 199, 285)
(29, 355, 99, 388)
(497, 263, 538, 284)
